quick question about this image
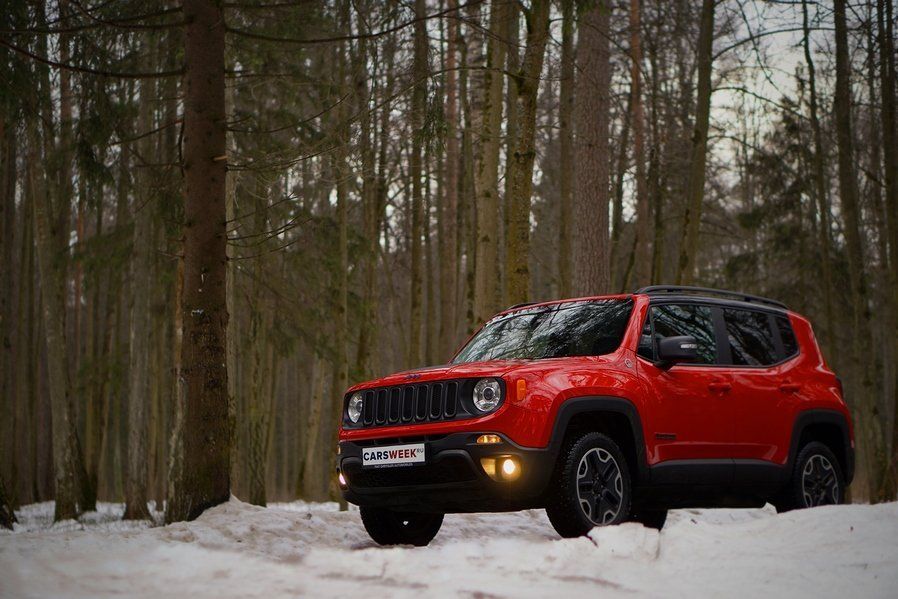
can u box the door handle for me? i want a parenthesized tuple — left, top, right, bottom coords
(779, 383, 801, 393)
(708, 382, 732, 394)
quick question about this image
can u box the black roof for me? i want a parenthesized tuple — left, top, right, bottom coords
(634, 285, 788, 311)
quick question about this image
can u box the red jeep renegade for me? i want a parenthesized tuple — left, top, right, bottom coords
(337, 286, 854, 545)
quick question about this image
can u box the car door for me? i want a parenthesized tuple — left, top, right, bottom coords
(636, 302, 735, 480)
(718, 308, 797, 464)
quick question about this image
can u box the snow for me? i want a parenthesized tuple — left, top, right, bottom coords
(1, 499, 897, 598)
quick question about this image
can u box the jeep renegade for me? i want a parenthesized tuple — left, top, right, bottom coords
(337, 286, 854, 545)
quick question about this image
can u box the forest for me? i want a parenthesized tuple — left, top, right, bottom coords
(0, 0, 896, 530)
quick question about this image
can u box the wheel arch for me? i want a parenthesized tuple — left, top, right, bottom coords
(548, 396, 649, 484)
(788, 409, 854, 484)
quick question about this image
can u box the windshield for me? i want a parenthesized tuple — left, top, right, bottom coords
(452, 299, 634, 363)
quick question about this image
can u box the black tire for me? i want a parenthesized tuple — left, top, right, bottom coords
(545, 432, 632, 538)
(629, 508, 668, 530)
(359, 506, 444, 546)
(775, 441, 845, 513)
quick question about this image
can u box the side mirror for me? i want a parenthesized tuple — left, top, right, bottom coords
(657, 335, 699, 370)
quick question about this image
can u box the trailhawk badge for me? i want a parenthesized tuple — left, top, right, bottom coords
(362, 443, 426, 468)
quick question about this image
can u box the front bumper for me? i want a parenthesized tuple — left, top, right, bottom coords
(337, 432, 556, 513)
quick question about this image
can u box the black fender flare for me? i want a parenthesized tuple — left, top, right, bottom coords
(787, 409, 854, 484)
(546, 396, 650, 484)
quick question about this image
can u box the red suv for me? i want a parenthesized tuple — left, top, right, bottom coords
(337, 286, 854, 545)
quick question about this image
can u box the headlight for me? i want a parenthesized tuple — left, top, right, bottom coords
(473, 378, 502, 412)
(347, 392, 363, 423)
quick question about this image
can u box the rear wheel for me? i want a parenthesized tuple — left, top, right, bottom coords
(545, 432, 632, 538)
(776, 442, 844, 513)
(359, 506, 443, 546)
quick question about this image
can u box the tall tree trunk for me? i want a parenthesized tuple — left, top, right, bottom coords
(504, 0, 551, 305)
(801, 0, 836, 350)
(834, 0, 876, 501)
(572, 0, 612, 295)
(629, 0, 650, 288)
(167, 0, 230, 523)
(877, 0, 898, 500)
(473, 0, 508, 325)
(124, 73, 155, 521)
(407, 0, 428, 366)
(0, 118, 15, 504)
(558, 0, 574, 297)
(439, 0, 460, 359)
(675, 0, 715, 285)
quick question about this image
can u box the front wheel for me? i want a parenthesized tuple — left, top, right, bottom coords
(359, 506, 443, 546)
(545, 432, 632, 538)
(775, 441, 845, 513)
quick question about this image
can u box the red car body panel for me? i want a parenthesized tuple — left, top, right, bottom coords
(339, 294, 853, 471)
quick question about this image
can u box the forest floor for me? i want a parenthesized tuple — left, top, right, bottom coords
(1, 498, 897, 598)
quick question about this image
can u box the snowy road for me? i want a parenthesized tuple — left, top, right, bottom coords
(1, 499, 897, 598)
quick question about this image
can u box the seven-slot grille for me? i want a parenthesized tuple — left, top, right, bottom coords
(356, 380, 467, 428)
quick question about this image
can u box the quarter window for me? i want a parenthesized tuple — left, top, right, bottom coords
(775, 315, 799, 359)
(724, 308, 778, 366)
(650, 304, 717, 364)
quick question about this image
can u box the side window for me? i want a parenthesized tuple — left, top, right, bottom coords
(637, 313, 654, 360)
(723, 308, 778, 366)
(651, 304, 717, 364)
(775, 315, 799, 359)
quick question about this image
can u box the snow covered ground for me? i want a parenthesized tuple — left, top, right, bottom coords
(1, 499, 897, 598)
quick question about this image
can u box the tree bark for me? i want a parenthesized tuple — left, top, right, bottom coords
(504, 0, 551, 305)
(439, 0, 460, 359)
(558, 0, 574, 298)
(0, 474, 14, 530)
(472, 0, 508, 324)
(407, 0, 428, 366)
(629, 0, 650, 288)
(0, 118, 15, 503)
(675, 0, 715, 285)
(572, 0, 612, 295)
(167, 0, 230, 523)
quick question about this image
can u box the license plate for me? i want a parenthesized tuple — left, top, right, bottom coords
(362, 443, 426, 468)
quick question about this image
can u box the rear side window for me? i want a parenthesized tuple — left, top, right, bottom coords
(776, 315, 799, 358)
(723, 308, 778, 366)
(650, 304, 717, 364)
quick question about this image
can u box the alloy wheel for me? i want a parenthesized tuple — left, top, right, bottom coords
(801, 454, 839, 507)
(575, 447, 624, 525)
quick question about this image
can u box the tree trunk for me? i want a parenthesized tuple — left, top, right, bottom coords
(439, 0, 460, 359)
(407, 0, 428, 366)
(473, 0, 508, 325)
(877, 0, 898, 500)
(0, 474, 14, 530)
(504, 0, 551, 305)
(675, 0, 715, 285)
(834, 0, 876, 501)
(572, 0, 612, 295)
(0, 118, 15, 504)
(558, 0, 575, 298)
(124, 73, 155, 521)
(801, 0, 836, 350)
(629, 0, 650, 288)
(166, 0, 230, 523)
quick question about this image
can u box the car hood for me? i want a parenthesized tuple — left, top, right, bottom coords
(347, 354, 623, 392)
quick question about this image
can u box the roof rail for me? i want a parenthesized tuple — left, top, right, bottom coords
(634, 285, 787, 310)
(505, 302, 537, 311)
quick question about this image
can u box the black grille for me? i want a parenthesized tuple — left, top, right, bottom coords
(355, 380, 466, 429)
(345, 457, 477, 489)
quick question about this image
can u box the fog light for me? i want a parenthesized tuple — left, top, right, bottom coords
(480, 455, 521, 482)
(501, 457, 517, 476)
(476, 434, 502, 445)
(338, 471, 347, 488)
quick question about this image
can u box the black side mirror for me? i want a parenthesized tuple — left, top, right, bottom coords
(657, 335, 699, 370)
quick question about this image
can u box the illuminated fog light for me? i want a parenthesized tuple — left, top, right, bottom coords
(476, 434, 502, 445)
(338, 471, 347, 487)
(501, 458, 517, 476)
(480, 455, 521, 482)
